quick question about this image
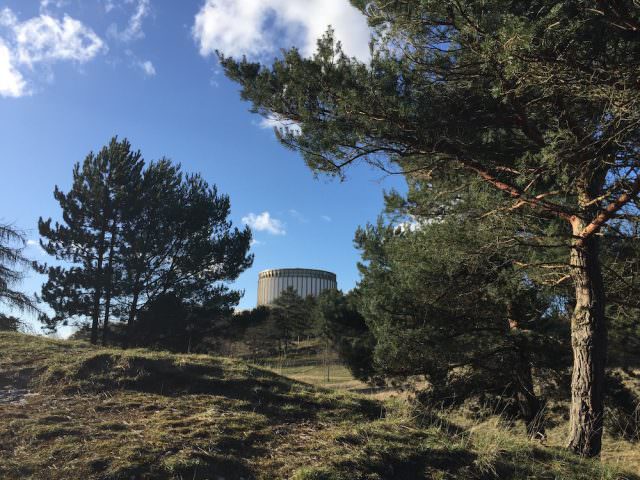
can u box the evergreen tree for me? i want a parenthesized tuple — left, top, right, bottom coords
(0, 224, 38, 315)
(313, 289, 377, 383)
(38, 138, 253, 346)
(220, 2, 640, 455)
(0, 313, 21, 331)
(38, 137, 143, 344)
(269, 287, 311, 355)
(355, 208, 567, 438)
(118, 161, 253, 347)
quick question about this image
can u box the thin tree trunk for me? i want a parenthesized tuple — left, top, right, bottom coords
(507, 305, 545, 439)
(90, 231, 106, 345)
(101, 221, 118, 346)
(102, 289, 112, 346)
(124, 279, 141, 349)
(514, 352, 545, 440)
(567, 217, 607, 457)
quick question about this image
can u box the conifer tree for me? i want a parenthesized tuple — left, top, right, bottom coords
(39, 138, 253, 347)
(354, 195, 567, 438)
(0, 224, 38, 315)
(38, 137, 143, 344)
(118, 161, 253, 347)
(270, 287, 310, 354)
(313, 289, 376, 383)
(221, 2, 640, 455)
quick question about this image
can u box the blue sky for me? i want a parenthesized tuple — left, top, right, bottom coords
(0, 0, 405, 330)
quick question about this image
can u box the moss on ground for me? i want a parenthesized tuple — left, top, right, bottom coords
(0, 332, 637, 479)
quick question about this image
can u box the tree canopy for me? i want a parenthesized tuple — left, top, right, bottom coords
(0, 224, 38, 316)
(221, 1, 640, 456)
(38, 137, 253, 346)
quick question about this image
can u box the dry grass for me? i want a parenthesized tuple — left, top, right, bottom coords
(0, 332, 638, 479)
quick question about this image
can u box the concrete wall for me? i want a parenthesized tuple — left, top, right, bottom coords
(257, 268, 337, 306)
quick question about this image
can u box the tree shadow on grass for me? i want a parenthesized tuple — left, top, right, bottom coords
(71, 353, 381, 425)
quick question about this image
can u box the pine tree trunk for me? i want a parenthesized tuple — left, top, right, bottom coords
(567, 217, 607, 457)
(124, 287, 140, 349)
(514, 354, 545, 440)
(101, 221, 118, 346)
(90, 232, 106, 345)
(508, 305, 545, 439)
(102, 290, 112, 346)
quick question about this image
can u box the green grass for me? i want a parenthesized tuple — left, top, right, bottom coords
(0, 332, 637, 479)
(252, 348, 369, 392)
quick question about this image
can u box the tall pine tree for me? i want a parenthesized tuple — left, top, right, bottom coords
(220, 2, 640, 456)
(39, 138, 253, 347)
(39, 138, 143, 344)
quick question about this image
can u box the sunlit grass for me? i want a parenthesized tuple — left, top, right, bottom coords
(0, 332, 637, 480)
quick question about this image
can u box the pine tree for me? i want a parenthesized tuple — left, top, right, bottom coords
(118, 161, 253, 347)
(313, 289, 376, 383)
(355, 205, 567, 438)
(0, 224, 38, 315)
(221, 2, 640, 455)
(39, 137, 144, 344)
(38, 139, 253, 347)
(270, 287, 311, 355)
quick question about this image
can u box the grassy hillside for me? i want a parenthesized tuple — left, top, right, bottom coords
(0, 332, 637, 480)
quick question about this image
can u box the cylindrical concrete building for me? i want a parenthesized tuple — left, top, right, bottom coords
(257, 268, 337, 306)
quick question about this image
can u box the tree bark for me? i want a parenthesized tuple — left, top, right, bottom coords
(124, 282, 140, 349)
(102, 220, 118, 346)
(514, 352, 545, 440)
(102, 288, 112, 346)
(507, 305, 545, 439)
(566, 217, 607, 457)
(90, 231, 106, 345)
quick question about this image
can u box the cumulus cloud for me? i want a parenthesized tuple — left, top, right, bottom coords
(108, 0, 150, 42)
(0, 40, 26, 97)
(242, 211, 286, 235)
(139, 59, 155, 76)
(0, 7, 105, 97)
(193, 0, 371, 61)
(321, 215, 332, 222)
(12, 14, 105, 65)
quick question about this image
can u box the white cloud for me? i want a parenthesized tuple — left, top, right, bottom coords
(0, 40, 26, 97)
(0, 7, 105, 97)
(139, 59, 155, 76)
(108, 0, 150, 42)
(12, 14, 105, 65)
(250, 238, 263, 247)
(242, 211, 286, 235)
(193, 0, 371, 61)
(321, 215, 332, 222)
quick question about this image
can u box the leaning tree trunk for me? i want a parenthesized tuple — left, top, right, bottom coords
(567, 217, 607, 457)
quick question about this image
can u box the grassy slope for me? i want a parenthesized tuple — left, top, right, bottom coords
(0, 333, 636, 480)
